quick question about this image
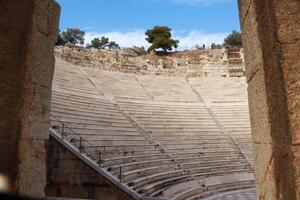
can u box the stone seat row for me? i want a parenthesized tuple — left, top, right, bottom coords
(112, 99, 253, 197)
(209, 102, 253, 164)
(162, 172, 255, 200)
(51, 58, 254, 198)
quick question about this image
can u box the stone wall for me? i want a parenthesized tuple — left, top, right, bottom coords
(0, 0, 60, 197)
(55, 46, 245, 77)
(46, 138, 133, 200)
(238, 0, 300, 199)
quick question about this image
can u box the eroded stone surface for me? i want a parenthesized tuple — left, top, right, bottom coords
(238, 0, 300, 199)
(0, 0, 60, 197)
(46, 138, 133, 200)
(55, 46, 245, 77)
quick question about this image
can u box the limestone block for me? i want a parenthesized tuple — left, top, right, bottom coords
(281, 42, 300, 145)
(46, 138, 133, 200)
(274, 0, 300, 44)
(17, 139, 47, 197)
(21, 84, 51, 140)
(29, 32, 56, 88)
(253, 142, 300, 200)
(247, 69, 271, 144)
(238, 0, 263, 82)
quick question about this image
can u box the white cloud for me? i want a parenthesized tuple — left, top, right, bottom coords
(85, 30, 227, 50)
(175, 31, 227, 49)
(85, 30, 149, 48)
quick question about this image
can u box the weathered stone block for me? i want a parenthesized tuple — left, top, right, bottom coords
(247, 69, 272, 144)
(274, 0, 300, 44)
(239, 0, 300, 199)
(0, 0, 60, 196)
(17, 139, 47, 197)
(239, 0, 263, 82)
(46, 138, 134, 200)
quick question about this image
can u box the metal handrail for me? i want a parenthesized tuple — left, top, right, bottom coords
(49, 113, 123, 182)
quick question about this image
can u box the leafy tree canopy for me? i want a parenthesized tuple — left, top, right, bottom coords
(224, 30, 242, 46)
(107, 41, 120, 50)
(211, 43, 223, 49)
(86, 36, 120, 50)
(145, 26, 179, 53)
(62, 28, 85, 45)
(88, 37, 109, 49)
(56, 30, 66, 46)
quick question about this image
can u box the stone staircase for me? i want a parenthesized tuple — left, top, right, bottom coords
(226, 47, 245, 77)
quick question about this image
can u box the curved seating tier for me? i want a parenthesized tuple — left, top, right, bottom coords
(188, 77, 248, 103)
(203, 188, 256, 200)
(136, 75, 200, 102)
(116, 99, 253, 197)
(51, 58, 255, 199)
(162, 172, 255, 200)
(51, 59, 189, 197)
(188, 76, 253, 164)
(210, 102, 253, 164)
(83, 67, 153, 100)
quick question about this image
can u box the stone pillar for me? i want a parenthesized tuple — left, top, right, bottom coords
(0, 0, 60, 197)
(238, 0, 300, 199)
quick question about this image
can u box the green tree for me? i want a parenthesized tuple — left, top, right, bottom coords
(87, 37, 120, 50)
(62, 28, 85, 45)
(145, 26, 179, 53)
(56, 30, 66, 46)
(211, 43, 217, 49)
(108, 41, 120, 50)
(224, 30, 242, 46)
(87, 37, 109, 49)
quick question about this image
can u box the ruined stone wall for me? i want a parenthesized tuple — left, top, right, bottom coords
(0, 0, 60, 197)
(55, 46, 245, 77)
(46, 138, 133, 200)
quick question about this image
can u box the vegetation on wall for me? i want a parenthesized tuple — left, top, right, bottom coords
(56, 28, 85, 45)
(145, 26, 180, 53)
(211, 43, 223, 49)
(86, 36, 120, 50)
(224, 30, 243, 46)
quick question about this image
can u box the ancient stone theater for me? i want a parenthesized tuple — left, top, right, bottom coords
(0, 1, 299, 200)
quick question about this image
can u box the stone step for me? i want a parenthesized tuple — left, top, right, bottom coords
(102, 154, 170, 167)
(109, 158, 174, 173)
(170, 150, 242, 158)
(176, 155, 244, 164)
(139, 175, 190, 197)
(175, 182, 254, 200)
(141, 124, 219, 129)
(130, 170, 186, 189)
(51, 114, 130, 124)
(188, 164, 250, 175)
(122, 165, 175, 182)
(182, 159, 246, 169)
(64, 125, 138, 132)
(51, 99, 116, 110)
(51, 106, 124, 118)
(53, 120, 135, 129)
(160, 143, 236, 149)
(51, 110, 126, 120)
(77, 138, 152, 146)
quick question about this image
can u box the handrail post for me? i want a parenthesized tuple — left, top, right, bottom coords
(98, 151, 102, 167)
(61, 123, 65, 139)
(79, 137, 82, 153)
(119, 166, 122, 182)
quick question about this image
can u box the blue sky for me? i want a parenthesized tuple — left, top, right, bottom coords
(57, 0, 240, 49)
